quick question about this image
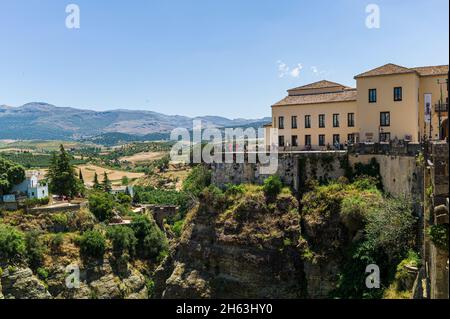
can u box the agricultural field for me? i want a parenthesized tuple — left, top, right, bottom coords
(118, 151, 166, 164)
(0, 140, 97, 152)
(76, 164, 145, 186)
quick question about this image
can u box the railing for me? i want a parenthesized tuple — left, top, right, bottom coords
(435, 103, 449, 112)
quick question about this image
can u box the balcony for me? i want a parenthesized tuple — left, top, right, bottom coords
(435, 103, 448, 112)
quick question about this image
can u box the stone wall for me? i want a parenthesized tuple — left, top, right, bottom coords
(211, 151, 347, 191)
(348, 154, 422, 197)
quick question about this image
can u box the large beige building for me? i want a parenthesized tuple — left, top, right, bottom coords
(267, 63, 448, 149)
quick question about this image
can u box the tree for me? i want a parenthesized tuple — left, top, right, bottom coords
(93, 172, 101, 190)
(366, 195, 417, 262)
(263, 175, 283, 199)
(107, 226, 137, 256)
(78, 230, 106, 259)
(121, 176, 129, 186)
(182, 165, 211, 196)
(47, 145, 79, 198)
(102, 172, 112, 192)
(131, 215, 168, 259)
(88, 192, 115, 222)
(79, 169, 84, 183)
(25, 230, 46, 270)
(0, 156, 25, 195)
(0, 224, 26, 263)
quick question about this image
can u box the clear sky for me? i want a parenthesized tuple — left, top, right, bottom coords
(0, 0, 448, 118)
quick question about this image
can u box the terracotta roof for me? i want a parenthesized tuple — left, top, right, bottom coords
(354, 63, 415, 78)
(288, 80, 350, 91)
(273, 89, 357, 107)
(411, 65, 449, 76)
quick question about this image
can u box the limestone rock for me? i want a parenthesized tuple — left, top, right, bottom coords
(0, 267, 51, 299)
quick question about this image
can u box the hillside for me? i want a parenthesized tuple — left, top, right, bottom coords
(0, 103, 270, 140)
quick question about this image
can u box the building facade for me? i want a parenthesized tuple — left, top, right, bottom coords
(11, 171, 49, 199)
(267, 63, 448, 149)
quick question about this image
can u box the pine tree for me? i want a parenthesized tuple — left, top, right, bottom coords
(47, 145, 78, 198)
(93, 172, 101, 190)
(79, 169, 84, 183)
(102, 172, 112, 193)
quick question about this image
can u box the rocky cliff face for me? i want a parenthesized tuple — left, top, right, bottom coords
(154, 187, 308, 299)
(0, 258, 148, 299)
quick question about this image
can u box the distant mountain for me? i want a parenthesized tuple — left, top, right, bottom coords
(0, 102, 270, 141)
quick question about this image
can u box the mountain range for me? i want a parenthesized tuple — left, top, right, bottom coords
(0, 103, 270, 141)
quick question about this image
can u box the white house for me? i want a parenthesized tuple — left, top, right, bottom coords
(11, 171, 49, 200)
(111, 185, 134, 198)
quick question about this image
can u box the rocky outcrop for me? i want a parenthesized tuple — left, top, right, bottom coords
(46, 258, 148, 299)
(154, 189, 307, 299)
(0, 258, 148, 299)
(0, 267, 51, 299)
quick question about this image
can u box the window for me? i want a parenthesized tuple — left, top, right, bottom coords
(291, 116, 298, 129)
(333, 134, 340, 145)
(319, 134, 325, 146)
(305, 115, 311, 128)
(278, 116, 284, 129)
(347, 113, 355, 127)
(333, 114, 339, 127)
(319, 114, 325, 128)
(369, 89, 377, 103)
(380, 112, 390, 126)
(305, 135, 311, 146)
(394, 87, 402, 101)
(347, 134, 355, 144)
(379, 132, 391, 142)
(291, 135, 298, 147)
(278, 136, 285, 147)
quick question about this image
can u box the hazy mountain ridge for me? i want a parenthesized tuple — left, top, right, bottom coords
(0, 103, 270, 140)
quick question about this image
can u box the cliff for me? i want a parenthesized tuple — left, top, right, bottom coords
(154, 185, 308, 298)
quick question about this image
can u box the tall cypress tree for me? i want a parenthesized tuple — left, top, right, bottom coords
(93, 172, 101, 190)
(102, 172, 112, 192)
(79, 169, 84, 183)
(47, 145, 78, 198)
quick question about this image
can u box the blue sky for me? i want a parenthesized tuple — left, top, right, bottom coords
(0, 0, 448, 118)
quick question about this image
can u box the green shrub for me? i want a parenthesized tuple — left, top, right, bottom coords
(225, 184, 246, 196)
(131, 215, 168, 259)
(36, 267, 49, 281)
(263, 175, 283, 199)
(172, 220, 184, 237)
(50, 233, 64, 252)
(25, 230, 46, 269)
(88, 192, 115, 222)
(51, 213, 68, 231)
(78, 230, 106, 259)
(0, 224, 26, 263)
(428, 224, 449, 251)
(107, 226, 137, 256)
(182, 165, 211, 196)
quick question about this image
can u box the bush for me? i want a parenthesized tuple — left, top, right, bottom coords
(68, 208, 96, 232)
(0, 224, 26, 263)
(182, 165, 211, 196)
(107, 226, 137, 256)
(50, 233, 64, 252)
(365, 195, 417, 262)
(36, 267, 49, 281)
(78, 230, 106, 259)
(263, 175, 282, 199)
(88, 192, 115, 222)
(25, 230, 46, 269)
(131, 215, 168, 259)
(428, 224, 449, 251)
(51, 213, 68, 232)
(171, 220, 184, 237)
